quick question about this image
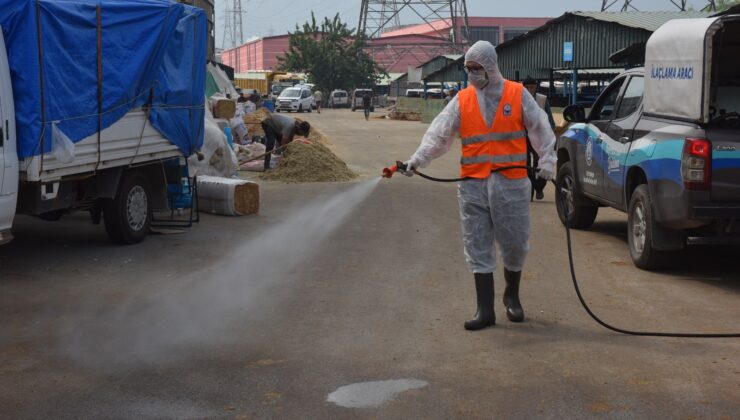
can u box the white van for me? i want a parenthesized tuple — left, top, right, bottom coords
(328, 90, 349, 108)
(276, 86, 313, 113)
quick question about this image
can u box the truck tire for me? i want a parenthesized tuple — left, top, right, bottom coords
(628, 185, 670, 270)
(352, 107, 356, 112)
(555, 162, 598, 229)
(104, 171, 152, 245)
(298, 105, 303, 113)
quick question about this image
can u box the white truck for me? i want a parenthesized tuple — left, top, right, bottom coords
(0, 2, 205, 245)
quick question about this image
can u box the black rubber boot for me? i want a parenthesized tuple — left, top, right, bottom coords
(503, 269, 524, 322)
(464, 273, 495, 331)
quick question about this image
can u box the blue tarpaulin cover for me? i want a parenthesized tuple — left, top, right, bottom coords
(0, 0, 205, 158)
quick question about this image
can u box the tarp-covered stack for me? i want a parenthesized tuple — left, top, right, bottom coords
(0, 0, 206, 158)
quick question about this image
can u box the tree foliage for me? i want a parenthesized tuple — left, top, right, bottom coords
(716, 0, 740, 11)
(278, 13, 385, 94)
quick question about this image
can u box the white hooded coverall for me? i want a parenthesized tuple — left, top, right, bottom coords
(408, 41, 557, 274)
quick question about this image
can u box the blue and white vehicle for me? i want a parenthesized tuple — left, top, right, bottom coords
(556, 15, 740, 269)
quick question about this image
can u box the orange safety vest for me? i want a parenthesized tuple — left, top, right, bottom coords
(458, 80, 528, 179)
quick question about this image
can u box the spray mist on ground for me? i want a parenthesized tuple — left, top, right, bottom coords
(61, 178, 381, 369)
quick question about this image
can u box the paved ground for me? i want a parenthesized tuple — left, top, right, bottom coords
(1, 108, 738, 419)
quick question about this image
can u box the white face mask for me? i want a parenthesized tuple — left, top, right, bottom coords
(468, 71, 489, 89)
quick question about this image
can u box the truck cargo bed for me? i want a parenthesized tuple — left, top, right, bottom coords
(20, 110, 182, 183)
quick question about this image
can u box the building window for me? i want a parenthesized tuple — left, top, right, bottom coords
(469, 26, 499, 45)
(503, 27, 533, 42)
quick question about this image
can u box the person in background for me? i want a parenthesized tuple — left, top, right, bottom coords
(313, 89, 323, 114)
(444, 87, 457, 105)
(363, 91, 372, 121)
(244, 94, 258, 114)
(260, 113, 311, 170)
(522, 77, 556, 201)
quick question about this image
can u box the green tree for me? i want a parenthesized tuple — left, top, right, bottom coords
(278, 13, 385, 94)
(716, 0, 740, 11)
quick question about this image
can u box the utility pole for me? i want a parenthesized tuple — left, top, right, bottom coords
(222, 0, 246, 49)
(600, 0, 718, 11)
(359, 0, 470, 71)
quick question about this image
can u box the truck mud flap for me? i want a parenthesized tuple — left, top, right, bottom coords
(651, 220, 686, 251)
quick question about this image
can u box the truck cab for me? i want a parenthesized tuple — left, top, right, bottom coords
(556, 15, 740, 269)
(0, 27, 18, 244)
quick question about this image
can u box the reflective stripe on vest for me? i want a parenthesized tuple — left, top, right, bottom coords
(460, 153, 528, 165)
(460, 130, 528, 146)
(458, 80, 528, 179)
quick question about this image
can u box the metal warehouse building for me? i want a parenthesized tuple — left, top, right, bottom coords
(495, 11, 708, 103)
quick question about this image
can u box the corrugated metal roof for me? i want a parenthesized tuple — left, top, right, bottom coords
(572, 11, 710, 32)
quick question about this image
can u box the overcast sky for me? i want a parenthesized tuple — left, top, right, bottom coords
(215, 0, 715, 48)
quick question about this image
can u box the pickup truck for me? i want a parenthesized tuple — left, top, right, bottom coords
(0, 1, 205, 246)
(555, 15, 740, 269)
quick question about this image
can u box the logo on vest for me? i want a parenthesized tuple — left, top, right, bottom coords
(503, 103, 512, 116)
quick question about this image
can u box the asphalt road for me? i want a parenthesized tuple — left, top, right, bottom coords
(1, 108, 738, 419)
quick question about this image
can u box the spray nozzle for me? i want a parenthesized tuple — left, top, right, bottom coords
(382, 161, 407, 179)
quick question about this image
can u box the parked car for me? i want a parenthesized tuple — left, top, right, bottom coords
(328, 90, 349, 108)
(351, 89, 374, 112)
(405, 89, 424, 98)
(275, 86, 313, 113)
(555, 15, 740, 269)
(426, 88, 445, 99)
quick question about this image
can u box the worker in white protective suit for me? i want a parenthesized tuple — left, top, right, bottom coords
(401, 41, 556, 330)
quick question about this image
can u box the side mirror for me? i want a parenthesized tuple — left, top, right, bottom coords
(563, 104, 586, 123)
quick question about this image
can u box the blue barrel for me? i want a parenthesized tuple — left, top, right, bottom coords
(263, 100, 275, 112)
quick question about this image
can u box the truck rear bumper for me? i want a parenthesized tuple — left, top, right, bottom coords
(691, 204, 740, 219)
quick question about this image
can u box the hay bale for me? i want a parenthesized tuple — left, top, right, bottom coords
(389, 111, 421, 121)
(197, 176, 259, 216)
(260, 141, 357, 183)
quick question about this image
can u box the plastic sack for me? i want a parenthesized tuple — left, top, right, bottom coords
(52, 121, 75, 164)
(229, 116, 248, 143)
(187, 117, 239, 178)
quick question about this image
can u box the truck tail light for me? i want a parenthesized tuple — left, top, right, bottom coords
(681, 138, 711, 190)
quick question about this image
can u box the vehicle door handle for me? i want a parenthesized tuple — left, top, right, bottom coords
(619, 136, 630, 143)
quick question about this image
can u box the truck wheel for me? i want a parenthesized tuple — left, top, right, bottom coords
(104, 171, 151, 245)
(298, 105, 303, 113)
(555, 161, 598, 229)
(276, 109, 281, 113)
(628, 185, 670, 270)
(352, 107, 356, 112)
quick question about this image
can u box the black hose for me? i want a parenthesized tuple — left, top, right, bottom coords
(411, 165, 531, 182)
(411, 166, 740, 338)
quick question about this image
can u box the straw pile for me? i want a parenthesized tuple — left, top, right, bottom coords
(243, 108, 271, 136)
(260, 140, 357, 183)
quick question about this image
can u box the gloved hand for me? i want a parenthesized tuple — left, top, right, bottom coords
(536, 161, 555, 180)
(400, 160, 416, 177)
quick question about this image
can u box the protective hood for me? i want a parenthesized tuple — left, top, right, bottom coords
(464, 41, 504, 87)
